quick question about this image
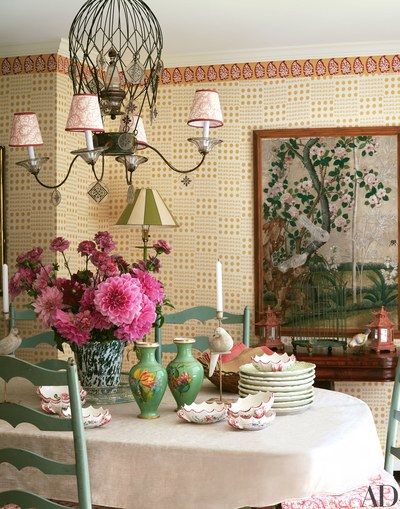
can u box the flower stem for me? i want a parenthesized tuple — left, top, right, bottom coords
(62, 252, 72, 277)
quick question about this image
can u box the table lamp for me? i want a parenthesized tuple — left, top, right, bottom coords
(116, 187, 179, 259)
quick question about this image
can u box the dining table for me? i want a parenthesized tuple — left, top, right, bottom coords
(0, 379, 384, 509)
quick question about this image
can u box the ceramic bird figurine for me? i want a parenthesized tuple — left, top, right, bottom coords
(208, 326, 234, 377)
(348, 328, 371, 348)
(0, 328, 22, 355)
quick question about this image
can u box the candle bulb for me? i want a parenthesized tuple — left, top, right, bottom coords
(27, 146, 36, 161)
(2, 264, 9, 314)
(216, 259, 223, 314)
(84, 130, 94, 151)
(202, 120, 210, 139)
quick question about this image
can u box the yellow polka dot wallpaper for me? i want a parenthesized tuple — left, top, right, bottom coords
(2, 53, 400, 448)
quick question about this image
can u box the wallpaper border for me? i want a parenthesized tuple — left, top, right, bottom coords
(1, 53, 400, 82)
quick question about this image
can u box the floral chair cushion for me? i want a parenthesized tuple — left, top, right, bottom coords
(281, 470, 400, 509)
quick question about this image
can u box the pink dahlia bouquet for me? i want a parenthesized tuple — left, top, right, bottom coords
(10, 232, 173, 350)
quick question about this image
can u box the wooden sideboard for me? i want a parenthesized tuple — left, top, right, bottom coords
(295, 350, 398, 389)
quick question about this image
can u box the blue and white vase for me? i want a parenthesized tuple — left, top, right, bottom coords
(72, 339, 125, 403)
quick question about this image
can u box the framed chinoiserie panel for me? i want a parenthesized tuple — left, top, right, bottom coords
(0, 147, 5, 293)
(253, 127, 400, 339)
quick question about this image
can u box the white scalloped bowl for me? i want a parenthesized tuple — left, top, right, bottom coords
(251, 352, 296, 372)
(37, 385, 87, 408)
(41, 400, 64, 415)
(177, 401, 227, 424)
(62, 405, 111, 428)
(228, 409, 276, 431)
(228, 391, 274, 418)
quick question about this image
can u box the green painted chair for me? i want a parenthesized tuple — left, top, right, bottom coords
(0, 356, 92, 508)
(385, 357, 400, 474)
(154, 305, 250, 362)
(10, 304, 67, 370)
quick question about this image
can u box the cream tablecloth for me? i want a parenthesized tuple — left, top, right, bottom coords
(0, 380, 383, 509)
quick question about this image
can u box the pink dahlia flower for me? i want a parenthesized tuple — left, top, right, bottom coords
(16, 247, 43, 267)
(101, 258, 119, 277)
(111, 254, 130, 272)
(54, 310, 92, 346)
(33, 264, 53, 291)
(9, 273, 22, 299)
(80, 288, 113, 330)
(54, 277, 69, 290)
(33, 286, 63, 327)
(90, 251, 119, 277)
(132, 260, 147, 272)
(115, 295, 156, 342)
(90, 250, 108, 268)
(153, 239, 172, 255)
(94, 231, 116, 254)
(10, 267, 37, 299)
(17, 267, 37, 286)
(133, 269, 164, 304)
(94, 273, 144, 326)
(77, 240, 96, 256)
(50, 237, 70, 253)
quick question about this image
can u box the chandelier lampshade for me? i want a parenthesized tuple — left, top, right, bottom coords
(65, 94, 105, 132)
(116, 188, 178, 227)
(119, 114, 148, 149)
(9, 112, 43, 147)
(187, 89, 224, 128)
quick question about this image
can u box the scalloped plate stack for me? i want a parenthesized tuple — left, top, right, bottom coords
(238, 361, 316, 414)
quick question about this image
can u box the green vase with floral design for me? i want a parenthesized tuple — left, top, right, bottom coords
(129, 342, 167, 419)
(166, 338, 204, 409)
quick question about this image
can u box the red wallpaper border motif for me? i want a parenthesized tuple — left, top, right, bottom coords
(1, 53, 400, 82)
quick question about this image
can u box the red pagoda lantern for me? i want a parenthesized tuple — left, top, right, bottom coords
(256, 307, 285, 352)
(368, 306, 396, 353)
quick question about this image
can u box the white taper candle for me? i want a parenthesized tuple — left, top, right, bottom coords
(216, 259, 223, 313)
(2, 264, 9, 314)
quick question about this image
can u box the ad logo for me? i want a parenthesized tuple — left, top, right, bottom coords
(363, 484, 398, 507)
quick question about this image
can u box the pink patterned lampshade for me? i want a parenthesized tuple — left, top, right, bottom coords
(65, 94, 104, 132)
(9, 112, 43, 147)
(119, 114, 148, 149)
(187, 89, 223, 128)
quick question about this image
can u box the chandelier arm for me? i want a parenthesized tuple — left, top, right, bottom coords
(33, 155, 79, 189)
(145, 144, 207, 174)
(90, 155, 105, 182)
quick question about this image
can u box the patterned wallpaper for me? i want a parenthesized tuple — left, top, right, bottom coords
(1, 51, 400, 446)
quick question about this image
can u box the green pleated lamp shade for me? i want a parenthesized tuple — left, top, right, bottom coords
(116, 188, 179, 227)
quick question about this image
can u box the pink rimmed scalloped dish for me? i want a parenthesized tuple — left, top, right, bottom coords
(227, 391, 274, 419)
(251, 352, 296, 372)
(36, 385, 87, 408)
(177, 401, 227, 424)
(228, 409, 276, 430)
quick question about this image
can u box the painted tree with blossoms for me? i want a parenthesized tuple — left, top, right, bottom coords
(263, 135, 392, 311)
(9, 232, 173, 350)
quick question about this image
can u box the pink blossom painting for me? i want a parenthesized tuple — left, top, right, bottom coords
(254, 128, 400, 334)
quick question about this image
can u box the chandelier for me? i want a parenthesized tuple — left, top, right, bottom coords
(9, 0, 224, 204)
